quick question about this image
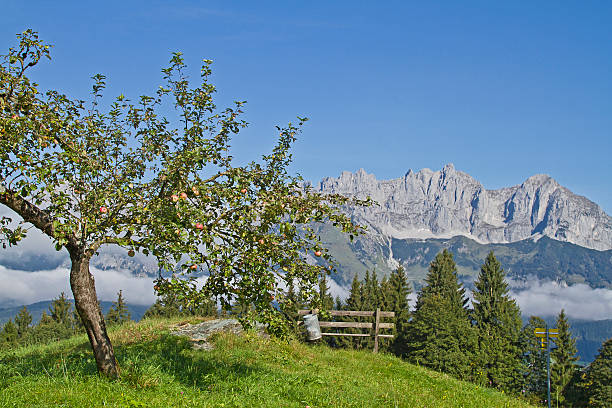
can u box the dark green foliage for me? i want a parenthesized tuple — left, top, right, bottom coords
(519, 316, 548, 404)
(346, 273, 363, 311)
(49, 292, 75, 329)
(386, 265, 412, 357)
(318, 275, 334, 311)
(582, 338, 612, 407)
(105, 290, 131, 326)
(26, 311, 73, 345)
(13, 306, 32, 339)
(279, 279, 305, 335)
(472, 252, 523, 391)
(338, 274, 365, 349)
(551, 309, 580, 407)
(406, 249, 477, 381)
(0, 319, 18, 348)
(144, 291, 217, 320)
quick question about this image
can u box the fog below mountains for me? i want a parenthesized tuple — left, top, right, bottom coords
(2, 261, 611, 321)
(1, 206, 610, 320)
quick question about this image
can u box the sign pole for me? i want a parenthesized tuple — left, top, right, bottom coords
(546, 324, 551, 408)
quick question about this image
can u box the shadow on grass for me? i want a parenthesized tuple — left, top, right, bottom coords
(0, 334, 267, 390)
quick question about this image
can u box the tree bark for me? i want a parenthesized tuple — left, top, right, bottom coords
(69, 249, 120, 378)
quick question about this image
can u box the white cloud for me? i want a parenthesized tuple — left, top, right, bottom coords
(509, 280, 612, 320)
(0, 265, 156, 307)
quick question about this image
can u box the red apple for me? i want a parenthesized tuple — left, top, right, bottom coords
(240, 188, 247, 194)
(180, 192, 188, 199)
(195, 223, 204, 230)
(191, 186, 200, 195)
(128, 249, 135, 257)
(99, 206, 108, 214)
(171, 194, 179, 202)
(258, 239, 264, 245)
(314, 251, 322, 257)
(11, 114, 18, 120)
(153, 285, 159, 291)
(190, 264, 198, 270)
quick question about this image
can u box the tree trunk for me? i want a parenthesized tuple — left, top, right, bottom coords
(69, 250, 120, 378)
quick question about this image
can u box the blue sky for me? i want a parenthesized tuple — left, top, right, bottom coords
(3, 1, 612, 213)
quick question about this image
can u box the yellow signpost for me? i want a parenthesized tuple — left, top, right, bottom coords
(534, 328, 558, 350)
(534, 327, 558, 408)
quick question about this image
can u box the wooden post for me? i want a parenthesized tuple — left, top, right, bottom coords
(373, 307, 380, 353)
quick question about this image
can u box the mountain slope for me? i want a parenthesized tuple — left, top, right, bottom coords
(315, 220, 612, 289)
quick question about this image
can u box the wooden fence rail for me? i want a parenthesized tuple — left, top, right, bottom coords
(297, 308, 395, 353)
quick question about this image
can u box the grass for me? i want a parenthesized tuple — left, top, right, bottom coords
(0, 317, 536, 408)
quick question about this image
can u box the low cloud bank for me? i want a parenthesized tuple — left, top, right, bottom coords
(0, 265, 156, 308)
(509, 280, 612, 320)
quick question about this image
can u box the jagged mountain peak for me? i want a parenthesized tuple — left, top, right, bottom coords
(314, 165, 612, 251)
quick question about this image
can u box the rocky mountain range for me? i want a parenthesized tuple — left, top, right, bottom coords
(311, 164, 612, 251)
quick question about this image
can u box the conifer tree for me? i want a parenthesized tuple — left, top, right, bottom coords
(143, 293, 183, 319)
(342, 274, 365, 349)
(334, 295, 343, 311)
(361, 270, 380, 349)
(362, 270, 380, 311)
(105, 290, 131, 326)
(472, 252, 523, 391)
(49, 292, 75, 329)
(387, 265, 411, 357)
(551, 309, 580, 407)
(0, 319, 18, 348)
(582, 337, 611, 408)
(406, 249, 476, 380)
(318, 275, 334, 311)
(519, 316, 548, 403)
(346, 273, 364, 311)
(14, 306, 32, 340)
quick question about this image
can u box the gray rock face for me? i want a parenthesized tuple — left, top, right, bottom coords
(313, 164, 612, 251)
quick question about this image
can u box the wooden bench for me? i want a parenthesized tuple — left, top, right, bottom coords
(298, 308, 394, 353)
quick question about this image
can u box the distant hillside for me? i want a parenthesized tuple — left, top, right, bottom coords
(0, 300, 150, 326)
(314, 221, 612, 289)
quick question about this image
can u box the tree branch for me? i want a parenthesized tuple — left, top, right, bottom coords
(0, 184, 78, 251)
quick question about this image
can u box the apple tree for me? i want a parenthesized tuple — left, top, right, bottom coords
(0, 30, 369, 378)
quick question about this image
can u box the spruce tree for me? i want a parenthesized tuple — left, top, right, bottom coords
(143, 292, 183, 319)
(387, 265, 411, 357)
(106, 290, 131, 326)
(519, 316, 548, 403)
(583, 337, 611, 408)
(551, 309, 580, 407)
(343, 274, 364, 349)
(49, 292, 74, 329)
(361, 270, 380, 349)
(14, 306, 33, 340)
(334, 295, 343, 311)
(406, 249, 476, 380)
(0, 319, 18, 348)
(318, 275, 334, 311)
(472, 251, 523, 391)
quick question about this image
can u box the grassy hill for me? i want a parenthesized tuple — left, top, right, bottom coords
(0, 317, 536, 408)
